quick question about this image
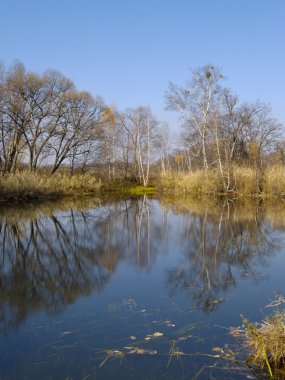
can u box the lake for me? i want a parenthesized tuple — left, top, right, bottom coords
(0, 195, 285, 379)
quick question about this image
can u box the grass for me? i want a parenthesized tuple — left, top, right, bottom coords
(231, 294, 285, 378)
(2, 165, 285, 202)
(160, 170, 222, 195)
(160, 165, 285, 197)
(242, 312, 285, 377)
(102, 183, 157, 196)
(263, 165, 285, 196)
(0, 171, 101, 200)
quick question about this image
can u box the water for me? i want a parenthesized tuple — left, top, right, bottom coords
(0, 195, 285, 379)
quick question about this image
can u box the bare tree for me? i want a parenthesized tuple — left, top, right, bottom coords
(166, 64, 224, 177)
(120, 107, 158, 186)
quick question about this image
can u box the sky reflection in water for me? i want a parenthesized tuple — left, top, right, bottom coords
(0, 196, 284, 379)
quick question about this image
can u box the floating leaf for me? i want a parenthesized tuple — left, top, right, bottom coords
(127, 348, 157, 355)
(173, 351, 185, 356)
(229, 327, 243, 337)
(212, 347, 224, 353)
(152, 332, 164, 337)
(99, 350, 124, 368)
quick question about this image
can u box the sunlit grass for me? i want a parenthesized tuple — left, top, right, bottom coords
(263, 165, 285, 196)
(231, 294, 285, 378)
(160, 165, 285, 197)
(102, 183, 157, 195)
(243, 313, 285, 377)
(160, 170, 221, 195)
(0, 171, 101, 200)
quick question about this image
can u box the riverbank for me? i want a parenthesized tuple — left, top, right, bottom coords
(1, 165, 285, 202)
(0, 171, 102, 201)
(160, 165, 285, 197)
(0, 171, 157, 202)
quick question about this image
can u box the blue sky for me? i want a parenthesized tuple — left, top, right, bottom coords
(1, 0, 285, 130)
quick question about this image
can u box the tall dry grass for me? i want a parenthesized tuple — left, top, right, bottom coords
(0, 171, 101, 200)
(231, 166, 259, 195)
(160, 170, 222, 195)
(160, 165, 285, 197)
(263, 165, 285, 196)
(231, 295, 285, 377)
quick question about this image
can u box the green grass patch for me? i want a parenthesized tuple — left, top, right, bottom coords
(102, 183, 157, 196)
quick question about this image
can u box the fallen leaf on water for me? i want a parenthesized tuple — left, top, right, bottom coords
(127, 348, 157, 355)
(229, 327, 243, 337)
(173, 351, 185, 356)
(152, 332, 164, 337)
(212, 347, 224, 353)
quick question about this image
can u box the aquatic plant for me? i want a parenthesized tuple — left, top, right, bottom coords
(232, 294, 285, 378)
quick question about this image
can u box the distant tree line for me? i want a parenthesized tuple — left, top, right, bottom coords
(0, 61, 284, 188)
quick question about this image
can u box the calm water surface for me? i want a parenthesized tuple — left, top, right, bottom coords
(0, 195, 285, 379)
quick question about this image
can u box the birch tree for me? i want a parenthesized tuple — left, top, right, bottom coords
(120, 107, 158, 186)
(165, 65, 224, 178)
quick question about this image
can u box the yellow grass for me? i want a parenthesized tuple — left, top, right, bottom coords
(0, 171, 101, 200)
(263, 166, 285, 196)
(232, 166, 259, 195)
(230, 295, 285, 377)
(160, 165, 285, 197)
(244, 312, 285, 372)
(160, 170, 222, 195)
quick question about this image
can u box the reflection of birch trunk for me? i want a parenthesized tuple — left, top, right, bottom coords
(214, 200, 227, 266)
(146, 196, 150, 265)
(135, 198, 144, 266)
(134, 195, 150, 266)
(200, 208, 211, 292)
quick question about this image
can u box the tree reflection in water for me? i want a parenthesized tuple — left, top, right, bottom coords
(162, 197, 279, 312)
(0, 196, 153, 331)
(0, 196, 282, 331)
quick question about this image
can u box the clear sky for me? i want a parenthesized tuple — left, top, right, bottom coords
(1, 0, 285, 130)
